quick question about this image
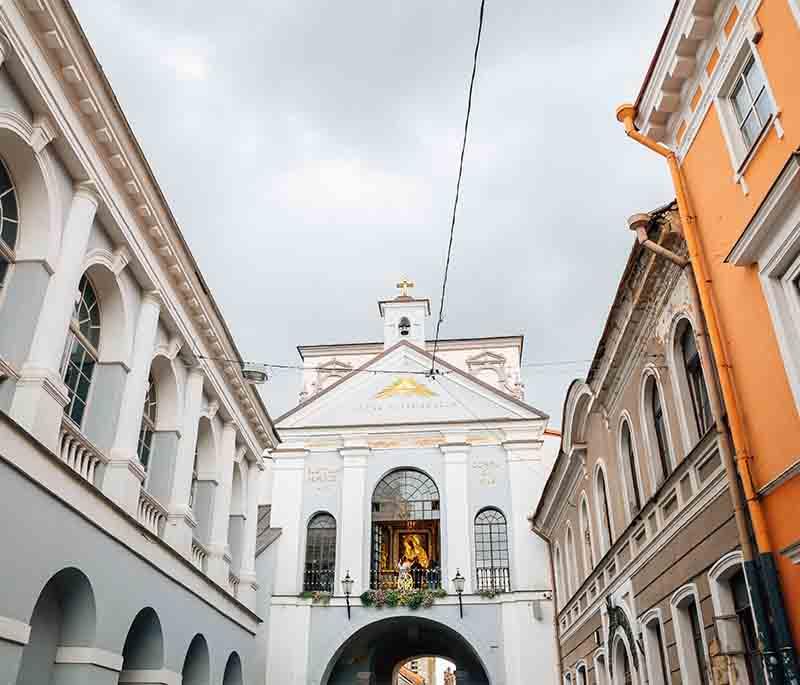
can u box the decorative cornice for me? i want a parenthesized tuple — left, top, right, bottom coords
(30, 112, 56, 152)
(8, 0, 278, 452)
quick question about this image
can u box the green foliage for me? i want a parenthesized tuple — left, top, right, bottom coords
(358, 587, 445, 610)
(298, 590, 331, 603)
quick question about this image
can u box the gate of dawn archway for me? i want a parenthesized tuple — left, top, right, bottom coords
(321, 616, 491, 685)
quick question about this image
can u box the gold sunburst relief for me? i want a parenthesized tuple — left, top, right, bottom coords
(374, 377, 437, 400)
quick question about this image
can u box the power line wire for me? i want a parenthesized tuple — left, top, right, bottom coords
(430, 0, 487, 375)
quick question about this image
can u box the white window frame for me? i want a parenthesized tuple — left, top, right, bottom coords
(593, 649, 609, 685)
(618, 414, 646, 520)
(715, 36, 781, 184)
(611, 630, 641, 685)
(594, 461, 616, 555)
(727, 153, 800, 411)
(579, 492, 597, 577)
(640, 369, 677, 490)
(641, 608, 671, 685)
(790, 0, 800, 27)
(708, 551, 766, 685)
(670, 584, 711, 685)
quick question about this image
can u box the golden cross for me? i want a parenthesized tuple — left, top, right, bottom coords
(396, 278, 415, 297)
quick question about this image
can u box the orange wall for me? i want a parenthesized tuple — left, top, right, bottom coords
(678, 0, 800, 640)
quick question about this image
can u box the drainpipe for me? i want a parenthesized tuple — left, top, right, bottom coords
(616, 101, 798, 685)
(627, 212, 776, 675)
(532, 525, 564, 685)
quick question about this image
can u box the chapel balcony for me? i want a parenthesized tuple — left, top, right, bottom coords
(370, 567, 442, 591)
(475, 566, 511, 594)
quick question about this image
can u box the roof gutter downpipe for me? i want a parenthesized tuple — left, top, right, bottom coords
(532, 525, 563, 685)
(616, 104, 797, 685)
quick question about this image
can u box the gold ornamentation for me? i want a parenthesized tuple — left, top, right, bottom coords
(374, 377, 437, 399)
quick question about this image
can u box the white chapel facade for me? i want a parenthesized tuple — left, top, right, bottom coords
(259, 284, 560, 685)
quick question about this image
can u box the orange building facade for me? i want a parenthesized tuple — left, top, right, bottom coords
(619, 0, 800, 681)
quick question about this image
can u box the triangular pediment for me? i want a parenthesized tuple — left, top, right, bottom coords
(277, 341, 546, 429)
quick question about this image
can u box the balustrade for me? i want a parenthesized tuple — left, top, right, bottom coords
(58, 417, 107, 486)
(303, 568, 335, 593)
(370, 567, 442, 591)
(475, 566, 511, 593)
(228, 571, 240, 597)
(137, 488, 167, 537)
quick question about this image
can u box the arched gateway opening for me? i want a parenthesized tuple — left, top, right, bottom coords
(323, 616, 490, 685)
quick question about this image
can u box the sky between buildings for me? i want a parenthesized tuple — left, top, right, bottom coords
(70, 0, 674, 426)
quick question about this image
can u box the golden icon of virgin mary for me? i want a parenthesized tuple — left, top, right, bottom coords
(400, 534, 430, 569)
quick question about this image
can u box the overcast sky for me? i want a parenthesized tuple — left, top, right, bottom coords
(71, 0, 673, 425)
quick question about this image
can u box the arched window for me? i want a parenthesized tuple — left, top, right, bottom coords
(304, 512, 337, 592)
(474, 508, 510, 592)
(371, 469, 441, 590)
(621, 421, 643, 516)
(189, 447, 199, 511)
(138, 373, 157, 472)
(579, 496, 595, 575)
(648, 378, 672, 483)
(398, 316, 411, 336)
(681, 327, 712, 437)
(62, 275, 100, 427)
(553, 543, 565, 606)
(596, 467, 614, 553)
(565, 524, 578, 597)
(0, 158, 18, 290)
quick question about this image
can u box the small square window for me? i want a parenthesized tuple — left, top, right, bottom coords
(729, 57, 774, 149)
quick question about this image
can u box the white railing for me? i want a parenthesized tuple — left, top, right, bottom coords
(191, 538, 208, 572)
(228, 571, 240, 598)
(137, 488, 167, 537)
(58, 417, 108, 486)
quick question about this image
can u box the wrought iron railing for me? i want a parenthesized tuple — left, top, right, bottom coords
(303, 568, 335, 592)
(476, 566, 511, 593)
(370, 568, 442, 591)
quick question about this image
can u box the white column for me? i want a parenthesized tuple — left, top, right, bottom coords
(103, 291, 162, 515)
(441, 442, 473, 594)
(504, 441, 547, 591)
(270, 449, 307, 595)
(238, 457, 262, 610)
(339, 446, 369, 595)
(207, 421, 236, 586)
(163, 363, 204, 556)
(10, 182, 100, 450)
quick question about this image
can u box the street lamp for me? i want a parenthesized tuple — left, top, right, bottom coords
(341, 570, 354, 620)
(452, 569, 465, 619)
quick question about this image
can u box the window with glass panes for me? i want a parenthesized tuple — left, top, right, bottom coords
(62, 275, 100, 427)
(304, 513, 336, 591)
(681, 328, 712, 437)
(732, 570, 766, 685)
(597, 468, 614, 549)
(621, 422, 643, 513)
(651, 381, 671, 481)
(731, 56, 775, 149)
(137, 374, 157, 472)
(372, 469, 440, 520)
(687, 598, 710, 685)
(0, 158, 18, 290)
(474, 508, 510, 591)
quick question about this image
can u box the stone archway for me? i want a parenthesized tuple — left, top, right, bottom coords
(322, 616, 491, 685)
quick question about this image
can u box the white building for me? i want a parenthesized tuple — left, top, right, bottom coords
(260, 285, 560, 685)
(0, 2, 279, 684)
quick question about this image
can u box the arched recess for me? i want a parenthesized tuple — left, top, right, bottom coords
(640, 368, 675, 489)
(611, 629, 640, 685)
(564, 523, 578, 598)
(0, 112, 60, 266)
(578, 492, 596, 577)
(563, 381, 593, 454)
(181, 634, 210, 685)
(594, 461, 615, 555)
(140, 354, 181, 501)
(119, 607, 164, 678)
(304, 512, 337, 592)
(553, 542, 565, 609)
(16, 568, 96, 685)
(80, 258, 130, 366)
(191, 417, 218, 542)
(617, 414, 645, 519)
(222, 651, 243, 685)
(228, 459, 247, 574)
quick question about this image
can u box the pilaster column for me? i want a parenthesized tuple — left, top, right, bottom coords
(10, 182, 100, 450)
(441, 442, 473, 594)
(0, 36, 11, 70)
(270, 449, 307, 595)
(103, 291, 162, 516)
(238, 457, 262, 610)
(339, 446, 369, 595)
(504, 440, 544, 591)
(206, 421, 236, 586)
(163, 364, 204, 556)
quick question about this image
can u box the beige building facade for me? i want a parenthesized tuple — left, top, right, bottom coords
(534, 205, 764, 685)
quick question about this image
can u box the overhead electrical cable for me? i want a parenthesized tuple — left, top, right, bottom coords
(430, 0, 487, 375)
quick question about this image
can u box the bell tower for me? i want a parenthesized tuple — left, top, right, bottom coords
(378, 279, 431, 349)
